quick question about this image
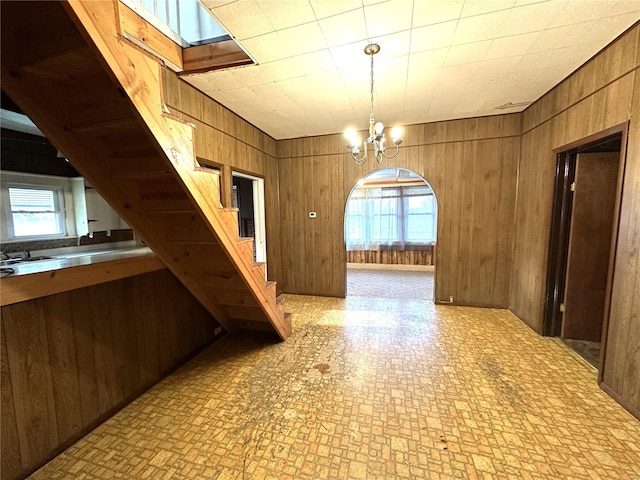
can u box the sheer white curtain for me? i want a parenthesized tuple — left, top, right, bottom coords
(345, 185, 435, 251)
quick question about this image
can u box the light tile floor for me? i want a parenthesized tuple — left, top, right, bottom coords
(31, 295, 640, 479)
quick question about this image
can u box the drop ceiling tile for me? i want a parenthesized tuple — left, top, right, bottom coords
(607, 0, 640, 15)
(224, 65, 266, 87)
(215, 86, 255, 102)
(241, 31, 289, 63)
(277, 22, 328, 56)
(515, 42, 600, 72)
(513, 0, 552, 6)
(304, 70, 346, 93)
(500, 2, 559, 36)
(309, 0, 362, 19)
(364, 0, 414, 38)
(200, 0, 238, 8)
(331, 41, 371, 68)
(186, 72, 236, 92)
(318, 8, 367, 47)
(184, 0, 639, 139)
(208, 0, 274, 40)
(277, 76, 314, 95)
(410, 20, 458, 53)
(526, 23, 591, 54)
(546, 0, 613, 28)
(473, 56, 523, 82)
(445, 40, 491, 66)
(408, 48, 448, 73)
(435, 63, 482, 86)
(460, 0, 517, 17)
(484, 31, 539, 60)
(581, 12, 640, 43)
(367, 31, 411, 65)
(451, 10, 510, 45)
(257, 0, 316, 30)
(250, 82, 288, 99)
(412, 0, 464, 28)
(264, 96, 306, 116)
(262, 49, 335, 81)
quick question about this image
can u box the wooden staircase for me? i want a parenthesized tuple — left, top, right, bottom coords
(0, 1, 291, 340)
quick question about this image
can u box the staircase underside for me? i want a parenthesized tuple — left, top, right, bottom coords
(0, 1, 290, 340)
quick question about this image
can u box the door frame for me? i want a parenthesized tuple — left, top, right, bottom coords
(232, 171, 267, 268)
(343, 167, 439, 301)
(543, 123, 628, 378)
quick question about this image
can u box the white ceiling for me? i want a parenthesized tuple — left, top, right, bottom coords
(188, 0, 640, 140)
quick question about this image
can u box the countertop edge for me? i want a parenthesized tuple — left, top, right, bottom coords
(0, 253, 165, 306)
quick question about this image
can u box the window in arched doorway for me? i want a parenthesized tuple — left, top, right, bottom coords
(345, 168, 437, 300)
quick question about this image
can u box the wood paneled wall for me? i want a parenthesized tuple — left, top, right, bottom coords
(160, 69, 283, 286)
(1, 269, 217, 480)
(510, 24, 640, 414)
(347, 248, 435, 266)
(277, 115, 520, 305)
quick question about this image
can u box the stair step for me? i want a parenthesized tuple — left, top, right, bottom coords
(226, 305, 269, 322)
(200, 271, 246, 289)
(147, 211, 217, 243)
(236, 319, 280, 332)
(110, 155, 173, 180)
(70, 116, 138, 134)
(215, 290, 259, 307)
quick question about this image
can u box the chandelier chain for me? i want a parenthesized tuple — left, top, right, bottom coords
(369, 51, 375, 120)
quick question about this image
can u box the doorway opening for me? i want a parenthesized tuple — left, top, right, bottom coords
(232, 172, 266, 269)
(544, 129, 626, 370)
(344, 167, 437, 301)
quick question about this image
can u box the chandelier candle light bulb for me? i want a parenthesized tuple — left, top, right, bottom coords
(345, 43, 403, 165)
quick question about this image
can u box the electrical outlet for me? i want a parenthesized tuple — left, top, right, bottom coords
(448, 296, 454, 303)
(214, 327, 223, 335)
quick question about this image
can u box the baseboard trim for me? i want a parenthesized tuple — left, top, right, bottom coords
(347, 263, 434, 272)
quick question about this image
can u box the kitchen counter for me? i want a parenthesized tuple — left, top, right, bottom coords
(0, 243, 166, 306)
(1, 245, 154, 277)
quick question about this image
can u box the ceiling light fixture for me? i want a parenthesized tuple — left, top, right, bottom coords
(344, 43, 403, 166)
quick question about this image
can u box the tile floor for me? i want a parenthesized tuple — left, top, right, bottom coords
(30, 281, 640, 479)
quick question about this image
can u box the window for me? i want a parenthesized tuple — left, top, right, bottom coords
(7, 186, 66, 237)
(345, 185, 436, 251)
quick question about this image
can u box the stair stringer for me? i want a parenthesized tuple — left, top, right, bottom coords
(62, 0, 290, 340)
(159, 114, 291, 339)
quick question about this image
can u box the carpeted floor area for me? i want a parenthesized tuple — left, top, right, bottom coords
(563, 339, 602, 368)
(347, 267, 434, 300)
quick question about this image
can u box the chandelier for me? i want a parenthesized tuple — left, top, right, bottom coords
(344, 43, 403, 166)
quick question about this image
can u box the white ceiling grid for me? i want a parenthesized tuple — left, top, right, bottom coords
(188, 0, 640, 139)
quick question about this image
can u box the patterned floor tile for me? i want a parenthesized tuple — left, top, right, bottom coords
(29, 285, 640, 479)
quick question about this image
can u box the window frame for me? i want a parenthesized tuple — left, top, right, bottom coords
(1, 172, 79, 243)
(6, 184, 67, 239)
(345, 184, 437, 251)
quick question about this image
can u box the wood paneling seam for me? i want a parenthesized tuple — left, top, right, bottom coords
(522, 66, 640, 135)
(276, 135, 522, 159)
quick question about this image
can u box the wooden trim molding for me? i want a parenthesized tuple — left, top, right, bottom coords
(0, 255, 165, 306)
(181, 40, 253, 74)
(117, 1, 183, 70)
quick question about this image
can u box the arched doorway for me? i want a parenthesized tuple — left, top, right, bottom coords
(344, 167, 438, 301)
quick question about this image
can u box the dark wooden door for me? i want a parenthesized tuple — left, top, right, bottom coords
(562, 152, 619, 341)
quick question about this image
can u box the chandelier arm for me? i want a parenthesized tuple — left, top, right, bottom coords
(379, 143, 401, 159)
(351, 141, 368, 165)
